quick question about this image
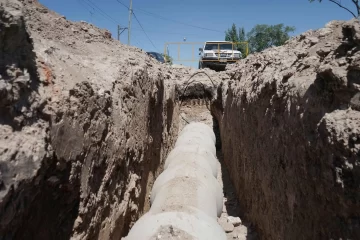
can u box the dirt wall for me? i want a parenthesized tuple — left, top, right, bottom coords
(2, 1, 360, 240)
(212, 20, 360, 240)
(0, 1, 179, 239)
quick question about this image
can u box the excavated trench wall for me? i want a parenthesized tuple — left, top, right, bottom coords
(2, 1, 360, 240)
(0, 1, 180, 239)
(50, 78, 179, 240)
(212, 20, 360, 240)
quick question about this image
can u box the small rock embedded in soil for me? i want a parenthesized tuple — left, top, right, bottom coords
(219, 217, 234, 233)
(350, 92, 360, 111)
(227, 216, 242, 227)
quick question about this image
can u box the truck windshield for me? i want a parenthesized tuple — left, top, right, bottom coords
(204, 43, 233, 50)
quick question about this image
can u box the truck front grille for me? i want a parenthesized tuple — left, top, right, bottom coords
(214, 53, 232, 57)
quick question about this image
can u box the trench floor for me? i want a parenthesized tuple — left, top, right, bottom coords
(179, 100, 258, 240)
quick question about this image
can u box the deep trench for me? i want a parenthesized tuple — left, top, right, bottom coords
(164, 98, 259, 240)
(124, 96, 258, 239)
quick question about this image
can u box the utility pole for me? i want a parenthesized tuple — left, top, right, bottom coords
(128, 0, 133, 45)
(117, 25, 127, 42)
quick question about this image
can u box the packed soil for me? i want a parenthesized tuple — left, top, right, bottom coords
(1, 0, 360, 239)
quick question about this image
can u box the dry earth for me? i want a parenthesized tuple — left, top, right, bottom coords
(0, 0, 359, 239)
(212, 20, 360, 240)
(0, 1, 228, 239)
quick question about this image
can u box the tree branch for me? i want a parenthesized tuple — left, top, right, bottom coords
(351, 0, 360, 16)
(329, 0, 357, 18)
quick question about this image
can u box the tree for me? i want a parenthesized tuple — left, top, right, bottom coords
(309, 0, 360, 18)
(225, 23, 239, 42)
(225, 23, 294, 57)
(238, 27, 246, 43)
(238, 27, 247, 57)
(246, 24, 295, 53)
(162, 54, 173, 65)
(225, 24, 247, 57)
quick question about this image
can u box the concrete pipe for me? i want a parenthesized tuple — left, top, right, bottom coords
(175, 132, 216, 156)
(150, 164, 223, 218)
(125, 122, 226, 240)
(125, 208, 226, 240)
(150, 177, 220, 219)
(179, 122, 216, 143)
(164, 150, 218, 177)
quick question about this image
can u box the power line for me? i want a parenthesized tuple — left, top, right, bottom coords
(77, 0, 97, 22)
(132, 38, 144, 49)
(82, 0, 148, 49)
(81, 0, 130, 43)
(115, 0, 130, 9)
(116, 1, 196, 36)
(114, 0, 158, 50)
(114, 0, 222, 33)
(78, 0, 137, 45)
(136, 8, 223, 33)
(81, 0, 119, 25)
(80, 0, 197, 50)
(113, 0, 211, 38)
(79, 0, 98, 16)
(132, 12, 158, 51)
(131, 28, 205, 37)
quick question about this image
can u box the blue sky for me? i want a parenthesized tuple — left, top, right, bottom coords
(40, 0, 353, 67)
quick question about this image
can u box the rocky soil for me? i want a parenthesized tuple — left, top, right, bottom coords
(0, 0, 180, 239)
(212, 20, 360, 240)
(0, 1, 231, 239)
(1, 0, 360, 239)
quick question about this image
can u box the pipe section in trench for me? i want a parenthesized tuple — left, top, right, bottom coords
(125, 122, 226, 240)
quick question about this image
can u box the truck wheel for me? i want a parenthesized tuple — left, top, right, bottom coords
(198, 61, 202, 69)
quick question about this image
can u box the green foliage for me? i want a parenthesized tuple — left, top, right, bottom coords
(238, 27, 246, 42)
(225, 23, 295, 56)
(247, 24, 295, 53)
(224, 24, 247, 57)
(238, 27, 247, 57)
(225, 23, 240, 43)
(162, 54, 173, 65)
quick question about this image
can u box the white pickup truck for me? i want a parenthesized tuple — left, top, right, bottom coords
(199, 41, 242, 70)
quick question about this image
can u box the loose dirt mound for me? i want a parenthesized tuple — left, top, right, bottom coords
(213, 20, 360, 240)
